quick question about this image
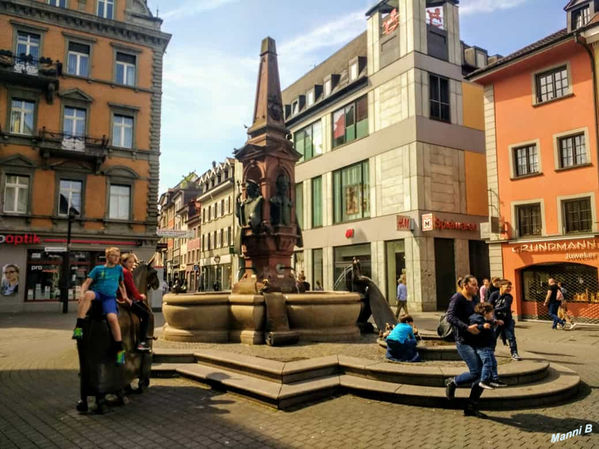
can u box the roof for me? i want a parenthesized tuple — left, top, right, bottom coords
(281, 32, 367, 106)
(467, 28, 569, 80)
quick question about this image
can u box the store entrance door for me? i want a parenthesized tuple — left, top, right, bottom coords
(435, 238, 455, 310)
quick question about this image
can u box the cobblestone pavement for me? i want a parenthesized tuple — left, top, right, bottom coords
(0, 311, 598, 449)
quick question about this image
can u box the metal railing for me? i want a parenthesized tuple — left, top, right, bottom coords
(0, 51, 62, 77)
(38, 127, 109, 152)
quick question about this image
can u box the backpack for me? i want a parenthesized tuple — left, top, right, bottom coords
(437, 313, 455, 341)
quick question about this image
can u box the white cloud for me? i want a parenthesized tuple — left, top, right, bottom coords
(460, 0, 528, 15)
(161, 0, 240, 20)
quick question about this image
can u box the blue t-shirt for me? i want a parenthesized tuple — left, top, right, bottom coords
(88, 264, 123, 297)
(386, 322, 416, 344)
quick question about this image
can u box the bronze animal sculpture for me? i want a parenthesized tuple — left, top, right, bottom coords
(75, 255, 158, 413)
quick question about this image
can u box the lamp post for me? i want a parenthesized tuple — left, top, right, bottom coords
(61, 207, 79, 313)
(213, 254, 221, 291)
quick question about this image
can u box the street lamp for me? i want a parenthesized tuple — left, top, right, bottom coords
(61, 206, 80, 313)
(213, 254, 221, 291)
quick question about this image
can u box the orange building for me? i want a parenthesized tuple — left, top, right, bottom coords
(469, 0, 599, 323)
(0, 0, 170, 311)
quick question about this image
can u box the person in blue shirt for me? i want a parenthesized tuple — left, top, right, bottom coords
(385, 315, 420, 362)
(72, 247, 128, 365)
(468, 302, 508, 390)
(395, 275, 408, 318)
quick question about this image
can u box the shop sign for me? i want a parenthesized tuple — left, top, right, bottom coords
(421, 214, 477, 232)
(396, 215, 413, 231)
(44, 246, 67, 253)
(426, 6, 444, 29)
(512, 238, 599, 254)
(0, 233, 41, 245)
(156, 229, 194, 238)
(382, 8, 399, 35)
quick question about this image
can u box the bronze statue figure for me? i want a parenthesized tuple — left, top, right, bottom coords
(270, 173, 292, 226)
(236, 179, 264, 232)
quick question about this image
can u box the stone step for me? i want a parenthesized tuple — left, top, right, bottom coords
(152, 348, 550, 387)
(153, 362, 339, 409)
(340, 364, 581, 410)
(150, 361, 580, 410)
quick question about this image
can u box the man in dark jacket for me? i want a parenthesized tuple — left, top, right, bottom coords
(489, 279, 521, 361)
(444, 274, 503, 418)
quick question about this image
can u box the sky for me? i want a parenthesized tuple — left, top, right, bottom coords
(147, 0, 568, 194)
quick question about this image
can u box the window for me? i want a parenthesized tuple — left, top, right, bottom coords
(572, 6, 590, 30)
(227, 227, 231, 247)
(221, 199, 225, 216)
(63, 107, 86, 137)
(58, 180, 82, 216)
(115, 52, 136, 86)
(201, 235, 205, 251)
(312, 248, 323, 290)
(10, 100, 35, 135)
(535, 66, 569, 103)
(324, 79, 332, 97)
(332, 95, 368, 148)
(16, 31, 40, 60)
(563, 197, 592, 233)
(333, 160, 370, 224)
(109, 184, 130, 219)
(67, 42, 90, 77)
(112, 114, 133, 148)
(516, 203, 542, 237)
(294, 121, 323, 162)
(513, 144, 539, 177)
(97, 0, 114, 18)
(307, 90, 315, 106)
(349, 62, 358, 81)
(429, 74, 450, 122)
(3, 175, 29, 214)
(292, 100, 299, 115)
(559, 133, 587, 168)
(312, 176, 322, 228)
(296, 182, 304, 229)
(48, 0, 67, 7)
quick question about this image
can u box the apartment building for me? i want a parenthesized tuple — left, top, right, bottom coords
(468, 0, 599, 322)
(282, 0, 492, 311)
(0, 0, 170, 311)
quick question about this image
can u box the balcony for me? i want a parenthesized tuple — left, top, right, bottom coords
(0, 50, 62, 103)
(38, 128, 108, 172)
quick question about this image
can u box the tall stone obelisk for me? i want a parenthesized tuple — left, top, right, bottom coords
(233, 37, 302, 293)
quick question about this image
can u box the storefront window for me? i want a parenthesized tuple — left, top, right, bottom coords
(25, 250, 105, 301)
(312, 248, 323, 290)
(521, 263, 599, 303)
(385, 240, 405, 303)
(333, 243, 371, 291)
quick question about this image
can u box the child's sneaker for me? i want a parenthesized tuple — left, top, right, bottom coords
(116, 349, 126, 366)
(136, 341, 151, 352)
(72, 327, 83, 340)
(478, 380, 494, 390)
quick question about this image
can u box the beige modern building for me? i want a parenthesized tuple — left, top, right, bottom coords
(282, 0, 493, 310)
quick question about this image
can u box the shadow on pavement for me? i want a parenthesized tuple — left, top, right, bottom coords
(487, 413, 598, 437)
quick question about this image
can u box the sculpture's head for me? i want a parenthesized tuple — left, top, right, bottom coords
(276, 173, 288, 194)
(246, 179, 260, 198)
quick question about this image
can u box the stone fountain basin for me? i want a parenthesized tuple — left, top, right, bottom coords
(162, 291, 362, 344)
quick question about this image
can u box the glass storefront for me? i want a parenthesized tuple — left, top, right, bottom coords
(333, 243, 371, 291)
(521, 263, 599, 303)
(26, 250, 105, 301)
(312, 248, 323, 290)
(385, 240, 405, 304)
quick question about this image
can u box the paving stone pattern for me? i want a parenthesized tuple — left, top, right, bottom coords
(0, 312, 598, 449)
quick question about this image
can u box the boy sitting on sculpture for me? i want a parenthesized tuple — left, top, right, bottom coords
(72, 247, 128, 365)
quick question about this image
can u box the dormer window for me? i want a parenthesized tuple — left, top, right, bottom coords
(324, 80, 332, 97)
(349, 62, 359, 81)
(572, 5, 590, 29)
(292, 100, 299, 115)
(307, 90, 315, 106)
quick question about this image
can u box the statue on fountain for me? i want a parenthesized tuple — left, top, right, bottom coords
(236, 179, 264, 232)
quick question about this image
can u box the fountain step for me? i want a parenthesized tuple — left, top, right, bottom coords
(152, 348, 550, 387)
(151, 361, 580, 410)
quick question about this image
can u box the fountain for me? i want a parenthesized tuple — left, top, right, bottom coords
(162, 37, 363, 344)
